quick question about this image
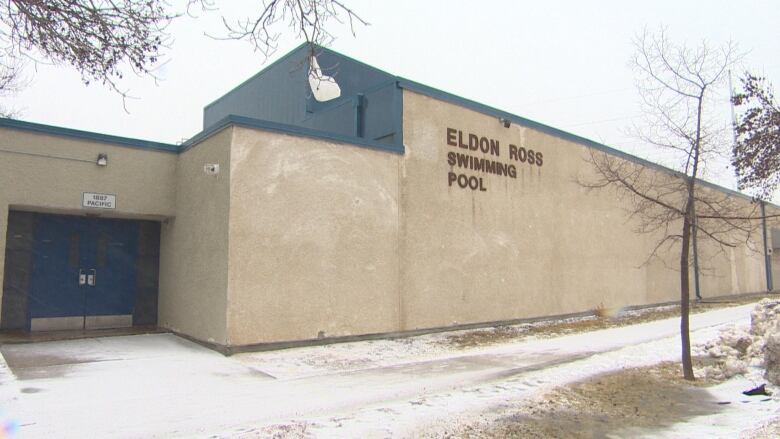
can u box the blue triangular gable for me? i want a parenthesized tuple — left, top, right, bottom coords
(203, 44, 401, 147)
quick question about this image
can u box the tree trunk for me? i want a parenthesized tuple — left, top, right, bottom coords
(680, 212, 695, 380)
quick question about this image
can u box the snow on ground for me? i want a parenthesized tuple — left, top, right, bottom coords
(232, 313, 608, 380)
(233, 304, 684, 380)
(0, 303, 775, 438)
(653, 374, 778, 439)
(267, 323, 775, 439)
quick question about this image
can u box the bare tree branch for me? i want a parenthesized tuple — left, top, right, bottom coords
(0, 1, 366, 112)
(0, 0, 177, 111)
(580, 29, 747, 381)
(208, 0, 368, 60)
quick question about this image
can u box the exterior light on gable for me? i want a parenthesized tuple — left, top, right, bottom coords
(499, 117, 511, 128)
(309, 56, 341, 102)
(96, 153, 108, 166)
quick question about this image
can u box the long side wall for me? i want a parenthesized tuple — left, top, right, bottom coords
(766, 210, 780, 291)
(218, 91, 773, 347)
(0, 128, 177, 321)
(158, 128, 232, 345)
(695, 185, 768, 297)
(399, 90, 768, 331)
(226, 127, 400, 346)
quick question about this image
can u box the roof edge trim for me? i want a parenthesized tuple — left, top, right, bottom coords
(182, 114, 405, 155)
(0, 117, 178, 153)
(396, 78, 775, 208)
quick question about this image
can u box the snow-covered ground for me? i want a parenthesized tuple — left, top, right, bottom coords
(0, 303, 775, 438)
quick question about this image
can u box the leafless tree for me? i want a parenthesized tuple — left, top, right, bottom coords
(0, 1, 366, 112)
(201, 0, 368, 86)
(580, 29, 755, 380)
(203, 0, 367, 60)
(0, 56, 23, 117)
(0, 0, 174, 103)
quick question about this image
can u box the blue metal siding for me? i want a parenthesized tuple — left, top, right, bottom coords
(302, 99, 356, 137)
(203, 45, 403, 148)
(203, 46, 311, 129)
(185, 115, 404, 155)
(361, 82, 398, 141)
(297, 81, 398, 143)
(304, 49, 396, 114)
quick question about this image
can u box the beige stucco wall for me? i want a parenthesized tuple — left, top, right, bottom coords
(767, 213, 780, 291)
(2, 92, 774, 347)
(695, 218, 766, 298)
(157, 128, 232, 345)
(225, 127, 400, 346)
(0, 127, 177, 320)
(398, 90, 769, 331)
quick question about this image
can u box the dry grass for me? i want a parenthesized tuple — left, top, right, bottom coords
(455, 359, 726, 439)
(440, 294, 776, 350)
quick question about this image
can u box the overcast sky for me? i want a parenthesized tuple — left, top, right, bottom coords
(5, 0, 779, 191)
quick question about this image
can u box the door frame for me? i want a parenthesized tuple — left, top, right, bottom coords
(1, 209, 161, 331)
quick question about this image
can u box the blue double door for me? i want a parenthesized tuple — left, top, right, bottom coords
(28, 213, 139, 330)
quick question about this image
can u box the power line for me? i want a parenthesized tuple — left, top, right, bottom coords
(522, 87, 633, 106)
(562, 113, 643, 128)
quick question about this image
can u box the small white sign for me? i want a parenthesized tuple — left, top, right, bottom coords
(82, 192, 116, 209)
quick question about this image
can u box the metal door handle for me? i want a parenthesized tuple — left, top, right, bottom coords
(87, 269, 96, 287)
(79, 269, 86, 286)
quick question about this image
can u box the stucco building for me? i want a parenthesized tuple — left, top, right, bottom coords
(1, 44, 778, 352)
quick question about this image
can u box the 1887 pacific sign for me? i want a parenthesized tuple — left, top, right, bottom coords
(82, 192, 116, 209)
(445, 127, 544, 192)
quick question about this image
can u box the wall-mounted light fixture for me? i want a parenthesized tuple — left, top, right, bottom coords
(96, 153, 108, 166)
(499, 117, 511, 128)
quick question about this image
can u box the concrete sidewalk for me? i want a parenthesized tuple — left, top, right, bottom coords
(0, 304, 757, 438)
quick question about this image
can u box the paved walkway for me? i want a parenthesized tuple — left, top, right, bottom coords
(0, 304, 757, 438)
(0, 325, 165, 345)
